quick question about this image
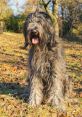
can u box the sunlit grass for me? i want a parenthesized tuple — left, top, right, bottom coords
(0, 32, 82, 117)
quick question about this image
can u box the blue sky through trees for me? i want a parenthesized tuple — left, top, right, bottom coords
(8, 0, 62, 16)
(8, 0, 26, 15)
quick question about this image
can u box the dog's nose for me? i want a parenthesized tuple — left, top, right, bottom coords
(31, 29, 38, 35)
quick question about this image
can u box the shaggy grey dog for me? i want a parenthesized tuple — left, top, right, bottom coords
(23, 11, 70, 108)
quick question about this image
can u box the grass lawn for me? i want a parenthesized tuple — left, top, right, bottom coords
(0, 32, 82, 117)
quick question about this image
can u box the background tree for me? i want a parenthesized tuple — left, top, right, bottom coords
(0, 0, 12, 33)
(3, 0, 82, 34)
(60, 0, 82, 35)
(24, 0, 39, 13)
(6, 14, 26, 33)
(39, 0, 82, 36)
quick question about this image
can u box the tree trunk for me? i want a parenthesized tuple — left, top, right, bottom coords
(53, 0, 59, 40)
(0, 21, 4, 34)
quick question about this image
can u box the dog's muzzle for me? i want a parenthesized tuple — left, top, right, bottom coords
(29, 29, 40, 45)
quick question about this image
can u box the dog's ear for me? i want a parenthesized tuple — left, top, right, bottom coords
(47, 26, 56, 48)
(24, 42, 28, 49)
(47, 36, 55, 49)
(23, 31, 29, 48)
(48, 34, 56, 48)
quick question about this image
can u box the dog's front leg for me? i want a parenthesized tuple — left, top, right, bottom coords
(29, 75, 43, 106)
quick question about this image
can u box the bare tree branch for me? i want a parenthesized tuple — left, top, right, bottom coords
(42, 0, 51, 10)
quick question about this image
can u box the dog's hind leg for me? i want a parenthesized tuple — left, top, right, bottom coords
(29, 75, 43, 106)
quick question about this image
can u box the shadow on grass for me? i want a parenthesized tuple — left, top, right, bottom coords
(74, 88, 82, 95)
(64, 33, 82, 44)
(74, 81, 82, 96)
(0, 51, 27, 68)
(0, 82, 29, 101)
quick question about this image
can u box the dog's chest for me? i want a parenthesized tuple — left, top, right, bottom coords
(29, 48, 51, 78)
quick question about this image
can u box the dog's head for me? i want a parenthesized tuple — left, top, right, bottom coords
(27, 22, 42, 45)
(25, 12, 55, 47)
